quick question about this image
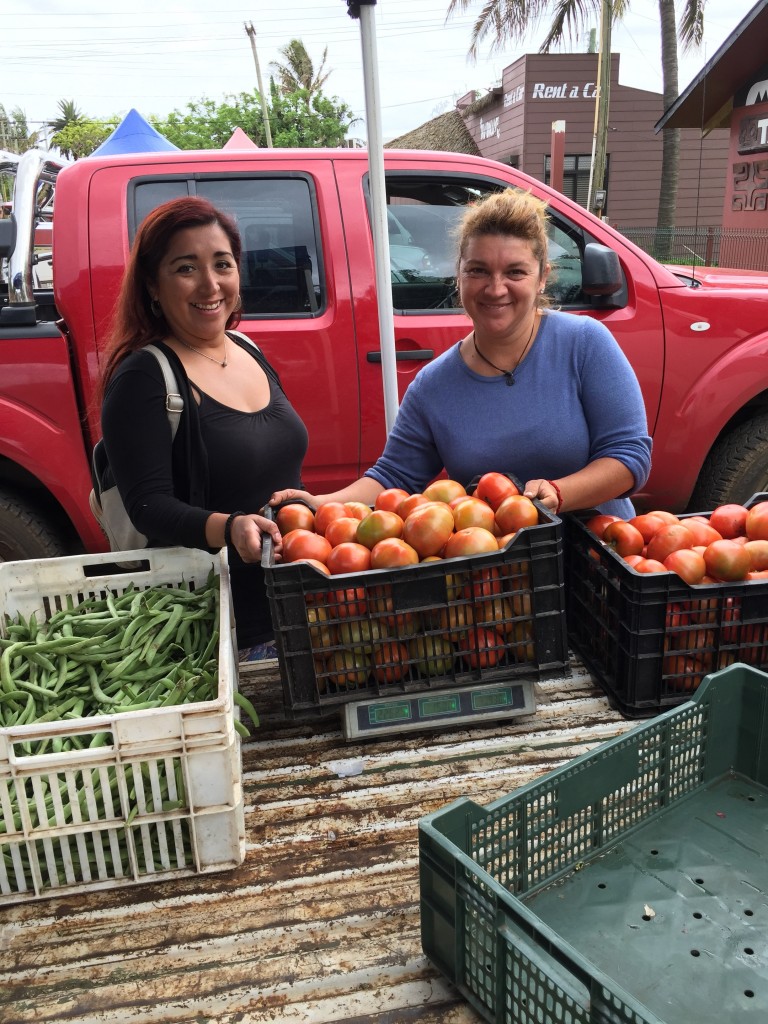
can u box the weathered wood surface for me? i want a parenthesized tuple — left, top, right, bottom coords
(0, 660, 637, 1023)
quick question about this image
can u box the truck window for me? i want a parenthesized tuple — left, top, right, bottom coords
(382, 175, 589, 314)
(132, 177, 323, 318)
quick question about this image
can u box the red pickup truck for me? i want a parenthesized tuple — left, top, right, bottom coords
(1, 146, 768, 561)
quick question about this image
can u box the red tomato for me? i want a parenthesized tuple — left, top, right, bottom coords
(402, 504, 455, 558)
(458, 626, 505, 669)
(397, 493, 429, 519)
(584, 513, 621, 539)
(324, 516, 363, 548)
(703, 539, 751, 581)
(371, 640, 410, 684)
(634, 557, 669, 573)
(623, 553, 645, 568)
(452, 496, 497, 532)
(603, 520, 645, 557)
(647, 510, 681, 526)
(474, 472, 519, 510)
(708, 503, 749, 539)
(745, 501, 768, 541)
(330, 586, 368, 619)
(374, 488, 410, 514)
(496, 532, 518, 549)
(443, 527, 499, 558)
(355, 509, 404, 549)
(325, 542, 372, 575)
(627, 513, 667, 543)
(276, 503, 315, 534)
(370, 537, 420, 569)
(646, 523, 696, 563)
(744, 539, 768, 570)
(290, 557, 331, 576)
(314, 502, 351, 536)
(681, 518, 723, 547)
(423, 478, 467, 504)
(494, 494, 539, 534)
(663, 548, 706, 585)
(283, 529, 332, 564)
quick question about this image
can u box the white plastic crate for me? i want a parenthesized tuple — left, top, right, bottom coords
(0, 546, 245, 904)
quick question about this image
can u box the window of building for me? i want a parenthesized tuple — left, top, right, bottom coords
(545, 154, 610, 211)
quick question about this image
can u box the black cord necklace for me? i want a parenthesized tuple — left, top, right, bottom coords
(471, 316, 537, 386)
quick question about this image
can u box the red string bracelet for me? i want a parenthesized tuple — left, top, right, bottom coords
(547, 480, 563, 514)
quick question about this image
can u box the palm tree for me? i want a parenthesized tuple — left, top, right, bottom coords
(446, 0, 705, 243)
(46, 99, 84, 158)
(269, 40, 332, 98)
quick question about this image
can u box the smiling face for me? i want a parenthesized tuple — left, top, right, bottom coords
(458, 234, 548, 343)
(150, 223, 240, 346)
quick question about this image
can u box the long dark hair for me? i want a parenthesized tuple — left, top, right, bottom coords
(99, 196, 243, 395)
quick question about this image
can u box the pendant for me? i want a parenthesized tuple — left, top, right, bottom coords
(505, 373, 515, 386)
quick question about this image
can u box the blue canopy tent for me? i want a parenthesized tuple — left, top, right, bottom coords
(90, 109, 178, 156)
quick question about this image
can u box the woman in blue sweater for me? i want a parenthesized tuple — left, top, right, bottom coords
(273, 188, 651, 518)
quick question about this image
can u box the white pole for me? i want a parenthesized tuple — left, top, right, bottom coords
(355, 3, 400, 433)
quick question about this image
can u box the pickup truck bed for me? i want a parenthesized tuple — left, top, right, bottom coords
(2, 661, 636, 1023)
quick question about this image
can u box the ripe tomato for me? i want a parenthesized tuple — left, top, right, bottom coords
(370, 537, 420, 569)
(330, 586, 368, 619)
(397, 493, 429, 519)
(663, 548, 706, 585)
(423, 478, 467, 504)
(443, 527, 498, 558)
(627, 513, 667, 543)
(703, 539, 751, 581)
(276, 502, 315, 534)
(461, 566, 503, 602)
(583, 513, 621, 539)
(314, 502, 351, 536)
(495, 494, 539, 534)
(424, 602, 475, 642)
(645, 523, 696, 563)
(647, 510, 681, 526)
(355, 509, 404, 549)
(634, 557, 668, 573)
(745, 501, 768, 541)
(680, 518, 722, 547)
(402, 504, 455, 558)
(452, 496, 497, 532)
(744, 539, 768, 570)
(458, 626, 505, 669)
(374, 488, 410, 514)
(708, 503, 749, 539)
(324, 516, 364, 548)
(290, 557, 331, 576)
(603, 520, 645, 557)
(325, 542, 372, 575)
(623, 553, 645, 568)
(371, 640, 410, 684)
(283, 529, 332, 564)
(474, 472, 519, 510)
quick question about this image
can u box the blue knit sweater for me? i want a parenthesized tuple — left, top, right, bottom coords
(365, 309, 652, 518)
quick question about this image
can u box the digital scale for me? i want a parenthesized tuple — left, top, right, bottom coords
(342, 678, 536, 740)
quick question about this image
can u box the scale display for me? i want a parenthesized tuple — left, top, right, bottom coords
(343, 680, 536, 740)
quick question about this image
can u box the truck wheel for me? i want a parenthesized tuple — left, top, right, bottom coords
(0, 491, 68, 562)
(688, 415, 768, 512)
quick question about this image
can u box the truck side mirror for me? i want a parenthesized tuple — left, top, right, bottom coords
(0, 217, 16, 259)
(581, 242, 623, 299)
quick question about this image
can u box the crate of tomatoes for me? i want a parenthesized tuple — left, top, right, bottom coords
(262, 474, 568, 718)
(565, 493, 768, 716)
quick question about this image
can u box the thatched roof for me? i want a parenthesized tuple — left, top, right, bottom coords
(385, 110, 480, 155)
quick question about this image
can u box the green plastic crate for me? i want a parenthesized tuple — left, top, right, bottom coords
(419, 663, 768, 1024)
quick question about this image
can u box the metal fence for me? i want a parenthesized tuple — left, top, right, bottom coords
(615, 226, 768, 271)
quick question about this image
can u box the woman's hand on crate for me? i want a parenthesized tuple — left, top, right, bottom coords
(228, 512, 283, 563)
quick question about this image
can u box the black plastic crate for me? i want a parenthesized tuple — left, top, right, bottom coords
(565, 493, 768, 716)
(263, 503, 567, 718)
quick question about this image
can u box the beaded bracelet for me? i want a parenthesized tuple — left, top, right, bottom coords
(546, 480, 563, 514)
(224, 511, 246, 547)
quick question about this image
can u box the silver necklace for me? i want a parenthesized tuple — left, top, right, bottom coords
(471, 316, 537, 386)
(176, 336, 229, 367)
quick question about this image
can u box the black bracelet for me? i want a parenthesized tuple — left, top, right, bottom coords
(224, 511, 246, 547)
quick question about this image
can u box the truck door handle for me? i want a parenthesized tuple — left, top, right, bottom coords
(367, 349, 434, 363)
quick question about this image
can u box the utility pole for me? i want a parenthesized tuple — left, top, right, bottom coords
(587, 0, 612, 217)
(244, 21, 273, 148)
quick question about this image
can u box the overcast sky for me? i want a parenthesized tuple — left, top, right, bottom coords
(3, 0, 759, 144)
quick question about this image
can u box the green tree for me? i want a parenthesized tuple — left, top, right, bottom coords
(153, 85, 356, 150)
(269, 39, 332, 98)
(50, 118, 118, 159)
(46, 99, 84, 158)
(446, 0, 705, 243)
(0, 105, 39, 154)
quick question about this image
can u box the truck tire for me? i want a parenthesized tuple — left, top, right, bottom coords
(0, 491, 68, 562)
(688, 415, 768, 512)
